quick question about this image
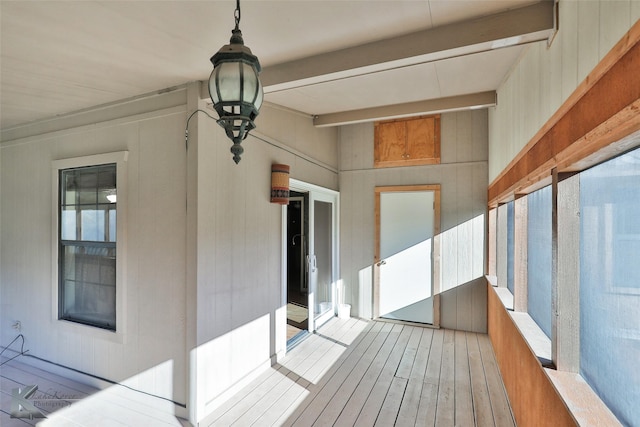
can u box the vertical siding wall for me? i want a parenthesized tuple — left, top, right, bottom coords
(190, 93, 339, 421)
(488, 3, 640, 426)
(0, 84, 340, 424)
(339, 110, 488, 332)
(489, 1, 640, 182)
(0, 89, 189, 406)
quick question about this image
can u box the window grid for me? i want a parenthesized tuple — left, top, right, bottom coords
(59, 164, 117, 331)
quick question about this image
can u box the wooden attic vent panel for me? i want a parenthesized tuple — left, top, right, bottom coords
(374, 115, 441, 168)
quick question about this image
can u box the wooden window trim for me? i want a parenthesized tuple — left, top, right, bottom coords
(488, 20, 640, 206)
(373, 184, 441, 327)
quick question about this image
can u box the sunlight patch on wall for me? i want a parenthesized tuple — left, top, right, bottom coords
(439, 214, 485, 293)
(197, 314, 271, 407)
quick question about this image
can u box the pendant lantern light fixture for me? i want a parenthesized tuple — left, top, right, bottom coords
(208, 0, 263, 164)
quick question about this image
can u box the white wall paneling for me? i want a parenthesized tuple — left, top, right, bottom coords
(1, 82, 340, 425)
(188, 85, 339, 424)
(0, 90, 189, 414)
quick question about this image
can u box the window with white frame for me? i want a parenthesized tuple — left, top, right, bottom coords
(54, 152, 127, 333)
(59, 164, 116, 330)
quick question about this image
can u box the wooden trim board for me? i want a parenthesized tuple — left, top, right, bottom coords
(489, 20, 640, 206)
(487, 280, 576, 427)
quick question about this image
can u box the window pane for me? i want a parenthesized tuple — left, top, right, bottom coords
(527, 186, 552, 338)
(61, 164, 115, 243)
(314, 200, 333, 319)
(59, 163, 117, 331)
(62, 165, 115, 206)
(78, 184, 97, 204)
(580, 148, 640, 426)
(109, 206, 116, 242)
(79, 205, 111, 242)
(62, 170, 78, 206)
(506, 201, 515, 294)
(61, 207, 77, 241)
(60, 244, 116, 330)
(80, 208, 103, 241)
(97, 168, 117, 204)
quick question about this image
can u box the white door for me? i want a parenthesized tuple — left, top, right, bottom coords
(310, 197, 335, 329)
(375, 186, 440, 324)
(286, 180, 339, 334)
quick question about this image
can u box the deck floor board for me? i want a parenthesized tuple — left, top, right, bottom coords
(1, 318, 515, 427)
(208, 319, 515, 427)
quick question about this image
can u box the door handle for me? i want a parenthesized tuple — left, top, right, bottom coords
(308, 254, 317, 273)
(376, 260, 386, 267)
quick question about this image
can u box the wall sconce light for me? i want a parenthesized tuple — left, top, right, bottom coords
(208, 0, 263, 164)
(271, 164, 290, 204)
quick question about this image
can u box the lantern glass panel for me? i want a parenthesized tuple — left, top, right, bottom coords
(216, 62, 241, 102)
(241, 63, 259, 103)
(255, 79, 264, 111)
(208, 69, 220, 104)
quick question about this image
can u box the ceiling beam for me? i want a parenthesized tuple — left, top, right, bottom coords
(261, 1, 555, 93)
(313, 91, 497, 127)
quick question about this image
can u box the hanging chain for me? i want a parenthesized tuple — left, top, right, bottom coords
(234, 0, 241, 30)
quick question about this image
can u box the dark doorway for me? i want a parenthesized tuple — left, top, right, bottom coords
(287, 192, 309, 342)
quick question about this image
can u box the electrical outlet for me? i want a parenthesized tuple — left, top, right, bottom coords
(12, 321, 21, 332)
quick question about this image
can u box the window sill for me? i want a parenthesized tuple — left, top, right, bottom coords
(488, 280, 622, 426)
(487, 275, 549, 363)
(493, 287, 514, 311)
(509, 312, 552, 367)
(55, 318, 125, 344)
(545, 370, 621, 426)
(486, 276, 513, 309)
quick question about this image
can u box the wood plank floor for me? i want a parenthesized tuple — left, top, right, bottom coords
(204, 318, 515, 427)
(0, 354, 190, 426)
(1, 318, 515, 426)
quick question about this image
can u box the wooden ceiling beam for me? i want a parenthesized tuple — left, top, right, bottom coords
(260, 1, 555, 93)
(313, 91, 496, 127)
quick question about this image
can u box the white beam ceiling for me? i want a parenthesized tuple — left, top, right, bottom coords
(200, 1, 555, 126)
(261, 1, 555, 91)
(313, 91, 497, 127)
(2, 1, 557, 133)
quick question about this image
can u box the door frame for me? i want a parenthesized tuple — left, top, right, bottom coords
(373, 184, 441, 327)
(282, 179, 340, 337)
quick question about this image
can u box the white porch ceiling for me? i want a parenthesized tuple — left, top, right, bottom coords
(0, 1, 555, 132)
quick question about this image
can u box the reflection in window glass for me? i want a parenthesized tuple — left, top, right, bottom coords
(61, 209, 77, 241)
(527, 186, 552, 338)
(314, 200, 333, 319)
(580, 148, 640, 426)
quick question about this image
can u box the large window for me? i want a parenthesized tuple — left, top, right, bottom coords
(59, 164, 117, 330)
(580, 148, 640, 426)
(527, 186, 552, 338)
